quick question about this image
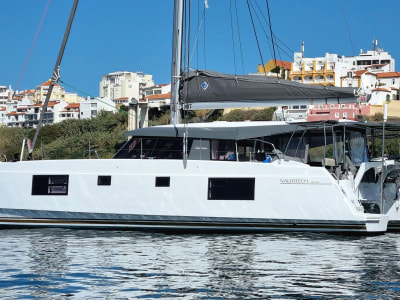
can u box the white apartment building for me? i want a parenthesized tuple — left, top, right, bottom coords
(99, 71, 154, 104)
(0, 107, 6, 125)
(0, 85, 12, 106)
(80, 97, 116, 119)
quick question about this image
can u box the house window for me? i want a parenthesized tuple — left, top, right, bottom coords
(32, 175, 69, 195)
(343, 112, 348, 118)
(208, 178, 255, 200)
(335, 112, 339, 118)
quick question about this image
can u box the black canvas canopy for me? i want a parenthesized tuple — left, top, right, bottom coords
(125, 123, 302, 140)
(180, 70, 358, 109)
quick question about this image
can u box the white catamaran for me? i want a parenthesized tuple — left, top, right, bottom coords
(0, 0, 394, 233)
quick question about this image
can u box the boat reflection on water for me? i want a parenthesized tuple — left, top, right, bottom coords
(1, 229, 400, 298)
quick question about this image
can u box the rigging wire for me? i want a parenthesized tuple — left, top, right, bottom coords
(339, 0, 365, 95)
(246, 0, 266, 75)
(339, 0, 356, 57)
(265, 0, 277, 68)
(252, 0, 294, 59)
(229, 0, 237, 75)
(248, 1, 274, 63)
(14, 0, 52, 95)
(188, 4, 207, 67)
(203, 0, 207, 69)
(234, 0, 245, 74)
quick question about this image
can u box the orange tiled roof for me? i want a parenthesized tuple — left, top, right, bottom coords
(0, 107, 6, 111)
(391, 87, 399, 90)
(19, 89, 35, 95)
(354, 70, 368, 77)
(39, 80, 60, 87)
(29, 101, 58, 107)
(145, 92, 171, 100)
(65, 103, 80, 109)
(272, 60, 292, 70)
(372, 88, 391, 92)
(6, 111, 25, 116)
(376, 72, 400, 78)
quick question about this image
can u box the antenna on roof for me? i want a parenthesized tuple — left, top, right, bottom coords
(373, 38, 378, 52)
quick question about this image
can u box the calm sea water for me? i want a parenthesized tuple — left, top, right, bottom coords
(0, 229, 399, 299)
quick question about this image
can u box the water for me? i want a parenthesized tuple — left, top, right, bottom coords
(0, 230, 399, 299)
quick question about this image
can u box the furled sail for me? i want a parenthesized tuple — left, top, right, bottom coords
(180, 70, 357, 109)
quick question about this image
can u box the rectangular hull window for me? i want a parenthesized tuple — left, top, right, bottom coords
(156, 177, 170, 187)
(32, 175, 69, 195)
(208, 178, 255, 200)
(98, 175, 112, 186)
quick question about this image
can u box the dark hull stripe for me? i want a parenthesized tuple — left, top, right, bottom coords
(0, 208, 380, 233)
(388, 221, 400, 231)
(0, 217, 369, 233)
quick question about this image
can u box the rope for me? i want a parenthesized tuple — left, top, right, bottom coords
(14, 0, 52, 95)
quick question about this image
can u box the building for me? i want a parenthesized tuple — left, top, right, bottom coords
(0, 85, 12, 105)
(64, 92, 84, 103)
(256, 59, 291, 79)
(307, 103, 370, 122)
(32, 80, 66, 103)
(128, 84, 171, 130)
(273, 105, 308, 121)
(0, 107, 6, 125)
(58, 103, 80, 122)
(275, 40, 399, 121)
(99, 71, 154, 104)
(80, 97, 116, 119)
(290, 40, 395, 87)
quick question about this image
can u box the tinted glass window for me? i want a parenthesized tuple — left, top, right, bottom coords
(208, 178, 255, 200)
(32, 175, 69, 195)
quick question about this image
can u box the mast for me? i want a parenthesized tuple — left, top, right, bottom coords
(29, 0, 79, 158)
(170, 0, 184, 125)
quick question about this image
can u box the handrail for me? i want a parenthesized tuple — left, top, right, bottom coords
(251, 138, 282, 161)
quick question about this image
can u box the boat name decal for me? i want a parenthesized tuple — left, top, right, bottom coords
(279, 178, 331, 185)
(280, 178, 309, 184)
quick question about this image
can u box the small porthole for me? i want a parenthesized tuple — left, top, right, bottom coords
(155, 177, 170, 187)
(98, 175, 111, 186)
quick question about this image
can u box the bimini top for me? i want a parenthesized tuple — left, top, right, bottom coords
(180, 70, 358, 109)
(125, 121, 305, 140)
(125, 120, 400, 141)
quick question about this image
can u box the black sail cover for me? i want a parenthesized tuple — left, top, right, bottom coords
(180, 70, 357, 109)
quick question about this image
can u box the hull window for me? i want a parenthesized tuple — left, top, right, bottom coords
(156, 177, 170, 187)
(98, 175, 112, 186)
(208, 178, 255, 200)
(32, 175, 69, 196)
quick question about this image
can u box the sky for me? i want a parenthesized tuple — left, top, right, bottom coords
(1, 0, 400, 98)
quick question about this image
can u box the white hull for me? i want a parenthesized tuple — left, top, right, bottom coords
(0, 159, 388, 233)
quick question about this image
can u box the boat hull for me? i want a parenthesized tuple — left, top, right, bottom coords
(0, 159, 388, 234)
